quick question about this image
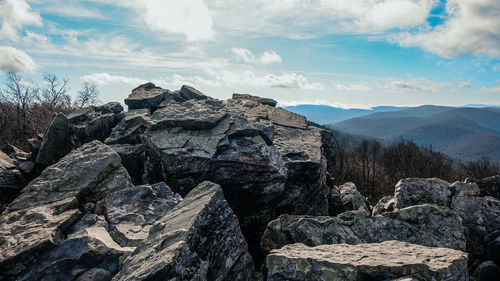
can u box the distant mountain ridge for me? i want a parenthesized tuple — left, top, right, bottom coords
(325, 106, 500, 163)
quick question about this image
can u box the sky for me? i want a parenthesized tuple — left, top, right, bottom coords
(1, 0, 500, 108)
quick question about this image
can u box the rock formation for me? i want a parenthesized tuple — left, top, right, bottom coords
(1, 83, 499, 281)
(267, 241, 468, 281)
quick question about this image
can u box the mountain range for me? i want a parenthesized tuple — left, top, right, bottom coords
(286, 104, 500, 163)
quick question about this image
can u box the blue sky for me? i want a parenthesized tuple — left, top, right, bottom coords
(1, 0, 500, 108)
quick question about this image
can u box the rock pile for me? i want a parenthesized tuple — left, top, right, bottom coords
(0, 83, 499, 281)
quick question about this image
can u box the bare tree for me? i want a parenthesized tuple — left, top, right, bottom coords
(75, 81, 99, 108)
(2, 72, 40, 115)
(40, 72, 71, 109)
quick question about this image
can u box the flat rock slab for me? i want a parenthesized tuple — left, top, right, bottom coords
(394, 178, 451, 209)
(104, 182, 182, 247)
(113, 181, 255, 281)
(267, 241, 468, 281)
(125, 83, 168, 110)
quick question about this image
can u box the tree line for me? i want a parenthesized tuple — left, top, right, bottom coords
(328, 128, 500, 202)
(0, 72, 100, 151)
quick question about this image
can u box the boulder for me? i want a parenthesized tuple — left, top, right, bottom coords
(0, 150, 24, 212)
(450, 182, 500, 266)
(232, 93, 277, 107)
(0, 141, 134, 277)
(104, 182, 182, 247)
(112, 181, 256, 281)
(472, 261, 500, 281)
(327, 184, 344, 216)
(105, 109, 150, 145)
(372, 195, 394, 216)
(261, 204, 466, 254)
(485, 230, 500, 265)
(476, 175, 500, 200)
(35, 113, 74, 166)
(124, 83, 168, 110)
(394, 178, 451, 209)
(338, 182, 370, 212)
(68, 102, 124, 146)
(178, 85, 208, 101)
(109, 144, 145, 185)
(266, 241, 468, 281)
(3, 214, 134, 281)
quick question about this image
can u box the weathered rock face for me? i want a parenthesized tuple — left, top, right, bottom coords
(0, 141, 134, 280)
(394, 178, 451, 209)
(327, 183, 345, 216)
(261, 204, 466, 254)
(476, 175, 500, 200)
(36, 113, 74, 166)
(104, 182, 182, 247)
(450, 182, 500, 267)
(68, 102, 124, 146)
(108, 144, 145, 185)
(372, 195, 394, 216)
(338, 182, 370, 212)
(266, 241, 469, 281)
(0, 150, 24, 212)
(105, 109, 150, 145)
(112, 181, 256, 281)
(135, 87, 333, 266)
(473, 260, 500, 281)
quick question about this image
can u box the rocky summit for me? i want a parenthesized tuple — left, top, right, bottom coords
(0, 83, 499, 281)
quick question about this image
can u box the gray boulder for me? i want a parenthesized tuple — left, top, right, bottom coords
(261, 204, 466, 254)
(124, 83, 168, 110)
(0, 150, 24, 212)
(68, 102, 124, 146)
(232, 93, 277, 107)
(0, 141, 134, 278)
(372, 195, 394, 216)
(104, 182, 182, 247)
(472, 261, 500, 281)
(36, 113, 74, 166)
(266, 241, 469, 281)
(178, 84, 209, 101)
(105, 109, 150, 145)
(327, 184, 344, 216)
(450, 182, 500, 266)
(5, 214, 134, 281)
(476, 175, 500, 200)
(394, 178, 451, 209)
(112, 181, 256, 281)
(338, 182, 370, 212)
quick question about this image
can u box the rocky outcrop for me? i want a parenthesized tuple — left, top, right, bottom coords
(261, 204, 466, 254)
(113, 181, 256, 281)
(474, 175, 500, 200)
(394, 178, 451, 209)
(105, 109, 150, 145)
(135, 86, 333, 266)
(0, 141, 133, 280)
(266, 241, 469, 281)
(108, 144, 145, 185)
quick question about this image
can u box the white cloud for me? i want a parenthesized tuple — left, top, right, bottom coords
(481, 85, 500, 94)
(82, 73, 148, 86)
(208, 0, 434, 39)
(32, 0, 105, 19)
(0, 0, 42, 41)
(396, 0, 500, 58)
(387, 77, 449, 92)
(335, 83, 372, 92)
(92, 0, 214, 41)
(458, 81, 471, 88)
(0, 46, 37, 73)
(231, 48, 282, 64)
(166, 69, 323, 90)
